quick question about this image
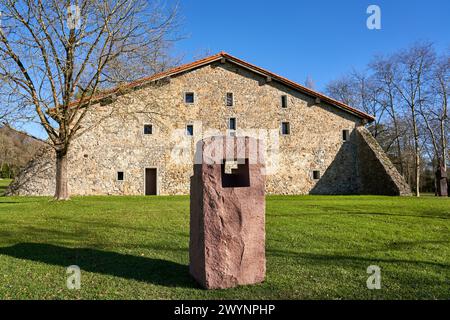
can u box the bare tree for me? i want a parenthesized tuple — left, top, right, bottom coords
(370, 55, 406, 175)
(326, 42, 449, 195)
(325, 75, 358, 106)
(391, 43, 435, 196)
(304, 75, 315, 90)
(351, 70, 386, 138)
(0, 77, 27, 123)
(432, 55, 449, 172)
(424, 54, 449, 196)
(325, 70, 385, 137)
(0, 0, 179, 199)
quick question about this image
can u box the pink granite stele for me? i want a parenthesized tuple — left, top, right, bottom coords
(189, 136, 266, 289)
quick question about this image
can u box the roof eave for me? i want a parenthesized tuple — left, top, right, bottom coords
(67, 52, 376, 122)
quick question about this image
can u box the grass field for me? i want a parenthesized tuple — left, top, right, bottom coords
(0, 188, 449, 299)
(0, 179, 12, 195)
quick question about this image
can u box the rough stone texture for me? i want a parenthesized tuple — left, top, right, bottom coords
(7, 60, 410, 196)
(190, 136, 265, 289)
(355, 126, 411, 196)
(6, 146, 55, 196)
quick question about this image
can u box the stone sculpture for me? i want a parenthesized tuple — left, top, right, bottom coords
(189, 136, 266, 289)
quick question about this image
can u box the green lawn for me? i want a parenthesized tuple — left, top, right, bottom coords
(0, 192, 449, 299)
(0, 179, 12, 195)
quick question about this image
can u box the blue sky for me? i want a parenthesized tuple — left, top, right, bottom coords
(22, 0, 450, 138)
(173, 0, 449, 90)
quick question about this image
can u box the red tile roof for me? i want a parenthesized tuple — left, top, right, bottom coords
(70, 52, 375, 122)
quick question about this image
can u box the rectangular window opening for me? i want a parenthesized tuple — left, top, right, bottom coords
(229, 117, 236, 131)
(117, 171, 124, 181)
(185, 92, 195, 104)
(281, 122, 290, 135)
(186, 124, 194, 136)
(343, 129, 350, 141)
(313, 170, 320, 180)
(144, 124, 153, 135)
(281, 95, 288, 108)
(226, 92, 234, 106)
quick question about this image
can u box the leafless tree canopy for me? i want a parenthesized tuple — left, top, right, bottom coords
(304, 75, 315, 90)
(326, 42, 449, 196)
(0, 0, 180, 199)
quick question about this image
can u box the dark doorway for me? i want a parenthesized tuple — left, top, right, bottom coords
(145, 168, 157, 195)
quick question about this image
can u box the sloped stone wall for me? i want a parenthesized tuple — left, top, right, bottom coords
(356, 126, 411, 196)
(6, 146, 56, 196)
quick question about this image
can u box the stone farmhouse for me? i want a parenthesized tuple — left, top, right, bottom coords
(8, 52, 411, 196)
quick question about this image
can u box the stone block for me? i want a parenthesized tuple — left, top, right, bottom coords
(436, 165, 448, 197)
(189, 136, 266, 289)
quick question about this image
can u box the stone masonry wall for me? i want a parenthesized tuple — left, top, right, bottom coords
(7, 61, 408, 196)
(355, 126, 411, 196)
(6, 146, 55, 196)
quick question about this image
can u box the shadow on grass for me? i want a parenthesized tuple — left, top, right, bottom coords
(267, 248, 450, 269)
(270, 209, 450, 220)
(0, 243, 197, 288)
(47, 215, 190, 237)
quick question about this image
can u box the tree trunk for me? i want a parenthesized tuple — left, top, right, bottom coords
(441, 126, 448, 197)
(392, 115, 404, 175)
(412, 114, 420, 197)
(414, 153, 420, 197)
(54, 149, 69, 200)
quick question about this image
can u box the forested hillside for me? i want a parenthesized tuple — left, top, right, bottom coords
(0, 125, 43, 179)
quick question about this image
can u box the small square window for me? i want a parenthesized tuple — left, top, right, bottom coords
(226, 92, 234, 106)
(144, 124, 153, 135)
(117, 171, 124, 181)
(185, 92, 195, 104)
(229, 117, 236, 130)
(312, 170, 320, 180)
(186, 124, 194, 136)
(343, 129, 350, 142)
(281, 95, 288, 108)
(281, 122, 290, 135)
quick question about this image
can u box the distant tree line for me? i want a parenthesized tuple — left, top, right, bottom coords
(326, 42, 449, 196)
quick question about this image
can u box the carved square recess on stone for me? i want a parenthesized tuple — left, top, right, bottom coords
(221, 158, 250, 188)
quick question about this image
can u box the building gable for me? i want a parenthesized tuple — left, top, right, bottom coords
(71, 52, 375, 122)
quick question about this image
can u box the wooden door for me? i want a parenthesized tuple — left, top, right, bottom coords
(145, 168, 157, 195)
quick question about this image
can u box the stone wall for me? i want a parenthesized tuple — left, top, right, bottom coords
(7, 60, 409, 196)
(355, 126, 411, 196)
(6, 146, 55, 196)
